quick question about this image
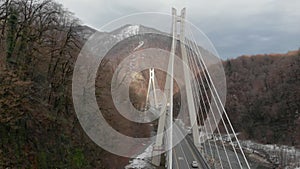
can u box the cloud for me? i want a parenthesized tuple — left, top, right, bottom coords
(55, 0, 300, 58)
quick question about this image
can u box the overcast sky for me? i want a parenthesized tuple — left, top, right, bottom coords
(56, 0, 300, 59)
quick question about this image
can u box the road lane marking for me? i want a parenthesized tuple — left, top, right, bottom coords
(178, 137, 192, 169)
(175, 125, 203, 168)
(175, 125, 198, 159)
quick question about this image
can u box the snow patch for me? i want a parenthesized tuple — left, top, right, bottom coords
(125, 144, 155, 169)
(240, 140, 300, 168)
(113, 25, 140, 41)
(134, 41, 144, 51)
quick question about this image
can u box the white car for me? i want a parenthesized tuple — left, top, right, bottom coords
(191, 160, 198, 168)
(187, 127, 192, 134)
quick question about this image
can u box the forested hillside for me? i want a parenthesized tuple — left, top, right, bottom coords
(224, 50, 300, 147)
(0, 0, 107, 168)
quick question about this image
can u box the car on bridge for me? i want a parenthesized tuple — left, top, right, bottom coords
(191, 160, 198, 168)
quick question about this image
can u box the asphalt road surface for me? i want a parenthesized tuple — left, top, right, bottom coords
(172, 124, 210, 169)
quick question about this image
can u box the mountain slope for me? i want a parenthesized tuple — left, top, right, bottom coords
(224, 50, 300, 147)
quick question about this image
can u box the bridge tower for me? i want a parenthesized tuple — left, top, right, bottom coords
(151, 7, 201, 167)
(145, 68, 159, 109)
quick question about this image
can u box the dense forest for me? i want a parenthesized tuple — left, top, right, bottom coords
(0, 0, 299, 168)
(224, 51, 300, 147)
(0, 0, 108, 168)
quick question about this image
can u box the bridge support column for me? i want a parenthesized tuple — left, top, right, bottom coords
(151, 145, 164, 166)
(178, 8, 201, 148)
(151, 7, 177, 167)
(146, 68, 158, 108)
(151, 7, 202, 167)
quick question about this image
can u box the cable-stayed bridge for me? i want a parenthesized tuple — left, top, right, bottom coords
(144, 8, 251, 169)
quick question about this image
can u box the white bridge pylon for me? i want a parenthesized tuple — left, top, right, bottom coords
(145, 68, 159, 109)
(151, 7, 201, 167)
(148, 7, 252, 169)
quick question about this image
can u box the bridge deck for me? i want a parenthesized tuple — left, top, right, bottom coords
(172, 123, 210, 169)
